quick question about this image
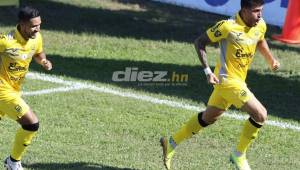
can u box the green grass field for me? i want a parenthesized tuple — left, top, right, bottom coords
(0, 0, 299, 169)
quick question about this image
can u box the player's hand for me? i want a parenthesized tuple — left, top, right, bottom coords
(271, 59, 280, 71)
(41, 59, 52, 71)
(206, 73, 219, 85)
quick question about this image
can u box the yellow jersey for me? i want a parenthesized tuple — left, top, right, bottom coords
(0, 27, 43, 91)
(206, 13, 266, 83)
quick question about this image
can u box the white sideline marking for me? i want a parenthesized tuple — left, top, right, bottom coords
(23, 86, 84, 96)
(26, 72, 300, 132)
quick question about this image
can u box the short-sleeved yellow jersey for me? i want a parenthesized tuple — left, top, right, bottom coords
(206, 13, 266, 83)
(0, 27, 43, 91)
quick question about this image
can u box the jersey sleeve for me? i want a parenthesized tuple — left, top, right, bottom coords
(206, 20, 230, 43)
(35, 33, 43, 54)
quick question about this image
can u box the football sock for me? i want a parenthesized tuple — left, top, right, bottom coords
(172, 112, 208, 146)
(11, 127, 37, 161)
(237, 117, 262, 154)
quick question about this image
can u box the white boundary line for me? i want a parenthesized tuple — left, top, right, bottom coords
(26, 72, 300, 132)
(23, 86, 84, 96)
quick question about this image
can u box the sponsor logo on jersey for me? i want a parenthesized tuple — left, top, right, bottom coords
(240, 90, 247, 97)
(8, 63, 27, 72)
(235, 49, 253, 58)
(15, 105, 22, 113)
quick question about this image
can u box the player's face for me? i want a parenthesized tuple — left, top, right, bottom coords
(20, 16, 41, 40)
(243, 5, 263, 27)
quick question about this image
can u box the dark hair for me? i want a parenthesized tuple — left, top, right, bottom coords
(241, 0, 264, 9)
(18, 6, 40, 22)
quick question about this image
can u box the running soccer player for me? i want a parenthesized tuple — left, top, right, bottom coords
(160, 0, 280, 169)
(0, 6, 52, 170)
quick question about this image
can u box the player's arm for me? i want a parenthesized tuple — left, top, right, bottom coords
(195, 20, 229, 84)
(257, 39, 280, 71)
(34, 52, 52, 71)
(194, 34, 219, 85)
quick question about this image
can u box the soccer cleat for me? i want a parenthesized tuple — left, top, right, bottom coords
(160, 137, 175, 170)
(4, 157, 24, 170)
(230, 152, 251, 170)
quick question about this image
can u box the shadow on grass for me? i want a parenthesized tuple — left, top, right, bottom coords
(30, 55, 300, 121)
(24, 162, 137, 170)
(1, 0, 299, 53)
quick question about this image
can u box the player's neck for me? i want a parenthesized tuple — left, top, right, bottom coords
(239, 11, 251, 27)
(17, 25, 29, 41)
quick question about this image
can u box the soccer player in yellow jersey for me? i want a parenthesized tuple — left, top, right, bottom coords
(160, 0, 280, 169)
(0, 6, 52, 170)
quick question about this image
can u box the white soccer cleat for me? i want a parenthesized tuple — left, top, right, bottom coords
(4, 157, 24, 170)
(230, 152, 251, 170)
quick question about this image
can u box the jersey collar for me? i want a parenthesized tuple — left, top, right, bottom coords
(15, 25, 27, 44)
(236, 13, 248, 27)
(236, 12, 252, 31)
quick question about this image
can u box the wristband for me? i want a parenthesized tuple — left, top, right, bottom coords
(204, 67, 212, 75)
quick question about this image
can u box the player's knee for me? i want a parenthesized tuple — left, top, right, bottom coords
(205, 118, 217, 124)
(254, 108, 267, 123)
(198, 112, 212, 126)
(22, 122, 39, 131)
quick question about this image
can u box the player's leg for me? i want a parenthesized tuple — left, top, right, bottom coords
(4, 97, 39, 170)
(160, 106, 224, 169)
(171, 106, 224, 145)
(160, 87, 228, 169)
(237, 95, 267, 155)
(11, 109, 39, 161)
(230, 94, 267, 170)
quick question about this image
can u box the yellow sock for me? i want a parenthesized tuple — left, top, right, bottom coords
(172, 113, 207, 145)
(11, 128, 37, 161)
(237, 118, 262, 154)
